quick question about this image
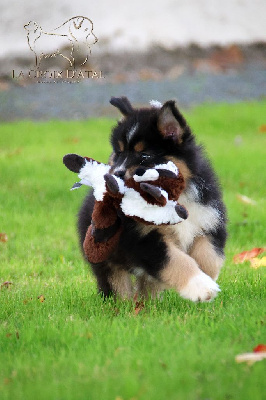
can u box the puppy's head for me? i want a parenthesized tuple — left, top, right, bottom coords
(109, 97, 193, 180)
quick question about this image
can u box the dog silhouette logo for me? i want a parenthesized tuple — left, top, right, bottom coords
(24, 16, 98, 68)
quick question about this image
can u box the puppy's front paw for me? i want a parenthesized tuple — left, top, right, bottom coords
(179, 272, 220, 302)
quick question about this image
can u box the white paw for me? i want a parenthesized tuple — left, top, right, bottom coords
(179, 272, 220, 302)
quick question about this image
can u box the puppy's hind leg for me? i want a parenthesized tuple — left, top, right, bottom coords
(136, 273, 166, 299)
(109, 267, 133, 299)
(91, 262, 133, 299)
(158, 243, 220, 302)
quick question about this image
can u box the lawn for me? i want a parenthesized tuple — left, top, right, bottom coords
(0, 101, 265, 400)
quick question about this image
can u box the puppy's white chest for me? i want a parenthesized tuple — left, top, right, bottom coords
(172, 185, 220, 251)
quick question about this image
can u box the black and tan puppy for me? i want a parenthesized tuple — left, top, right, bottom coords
(78, 97, 227, 301)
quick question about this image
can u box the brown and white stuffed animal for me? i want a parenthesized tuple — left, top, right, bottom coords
(63, 154, 188, 263)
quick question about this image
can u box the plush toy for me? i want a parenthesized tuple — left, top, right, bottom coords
(63, 153, 188, 263)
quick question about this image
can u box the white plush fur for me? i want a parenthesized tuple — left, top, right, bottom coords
(78, 159, 110, 201)
(133, 161, 178, 182)
(133, 169, 159, 182)
(121, 188, 184, 225)
(149, 100, 162, 108)
(112, 176, 126, 194)
(155, 161, 179, 175)
(179, 271, 220, 302)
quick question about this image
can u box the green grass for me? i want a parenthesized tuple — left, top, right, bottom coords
(0, 101, 265, 400)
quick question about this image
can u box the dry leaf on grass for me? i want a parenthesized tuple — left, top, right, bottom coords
(253, 344, 266, 353)
(134, 301, 145, 316)
(250, 256, 266, 269)
(235, 352, 266, 365)
(23, 297, 33, 304)
(1, 281, 12, 289)
(236, 194, 257, 206)
(233, 248, 266, 264)
(258, 124, 266, 133)
(0, 233, 8, 242)
(235, 344, 266, 365)
(133, 292, 145, 316)
(38, 295, 45, 303)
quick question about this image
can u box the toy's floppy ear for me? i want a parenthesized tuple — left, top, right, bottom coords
(63, 154, 86, 173)
(157, 101, 187, 144)
(110, 96, 134, 116)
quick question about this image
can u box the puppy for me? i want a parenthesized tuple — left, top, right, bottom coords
(78, 97, 227, 302)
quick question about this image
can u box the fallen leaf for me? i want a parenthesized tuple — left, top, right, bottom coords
(233, 248, 266, 264)
(1, 281, 12, 289)
(38, 295, 45, 303)
(235, 352, 266, 365)
(0, 233, 8, 242)
(258, 124, 266, 133)
(133, 292, 145, 315)
(250, 256, 266, 269)
(64, 137, 80, 144)
(253, 344, 266, 353)
(134, 301, 145, 316)
(23, 297, 33, 304)
(236, 194, 257, 206)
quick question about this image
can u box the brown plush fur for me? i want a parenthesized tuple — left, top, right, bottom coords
(83, 224, 123, 264)
(125, 173, 185, 205)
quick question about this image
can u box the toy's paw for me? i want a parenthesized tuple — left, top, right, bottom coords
(104, 174, 120, 194)
(175, 204, 188, 220)
(179, 272, 220, 302)
(140, 182, 166, 205)
(157, 169, 177, 179)
(63, 154, 86, 173)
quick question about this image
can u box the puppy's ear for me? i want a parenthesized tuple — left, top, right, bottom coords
(157, 101, 187, 144)
(63, 154, 86, 173)
(110, 96, 134, 116)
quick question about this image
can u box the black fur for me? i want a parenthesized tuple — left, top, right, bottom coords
(77, 97, 227, 297)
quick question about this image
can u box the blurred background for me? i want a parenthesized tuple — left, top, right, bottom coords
(0, 0, 265, 120)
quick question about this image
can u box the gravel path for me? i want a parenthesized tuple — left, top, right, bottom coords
(1, 42, 266, 122)
(1, 65, 265, 121)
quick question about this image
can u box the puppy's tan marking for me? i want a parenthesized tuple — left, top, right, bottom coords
(124, 165, 140, 179)
(160, 242, 199, 291)
(160, 242, 220, 302)
(108, 268, 133, 299)
(189, 236, 224, 281)
(118, 140, 124, 152)
(134, 141, 145, 152)
(108, 152, 115, 166)
(166, 157, 192, 182)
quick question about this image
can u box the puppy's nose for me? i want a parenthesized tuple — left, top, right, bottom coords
(114, 170, 125, 179)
